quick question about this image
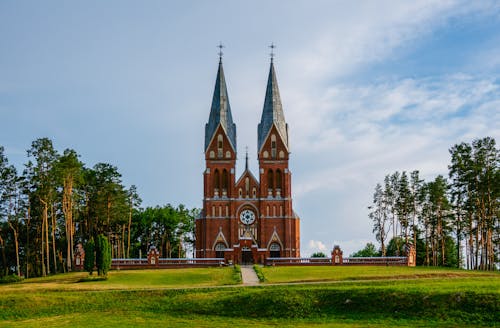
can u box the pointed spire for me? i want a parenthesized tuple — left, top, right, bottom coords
(258, 54, 288, 151)
(205, 56, 237, 152)
(245, 146, 249, 171)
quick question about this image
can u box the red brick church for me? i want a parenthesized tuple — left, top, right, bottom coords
(195, 55, 300, 264)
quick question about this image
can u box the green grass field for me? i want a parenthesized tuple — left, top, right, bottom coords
(260, 265, 494, 283)
(0, 266, 498, 327)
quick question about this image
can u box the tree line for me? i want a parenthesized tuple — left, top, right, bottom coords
(369, 136, 498, 270)
(0, 138, 199, 278)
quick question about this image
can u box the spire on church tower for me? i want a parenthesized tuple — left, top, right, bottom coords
(258, 45, 288, 151)
(245, 146, 249, 171)
(205, 45, 237, 152)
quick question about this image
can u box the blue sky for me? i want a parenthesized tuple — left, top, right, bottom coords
(1, 1, 499, 256)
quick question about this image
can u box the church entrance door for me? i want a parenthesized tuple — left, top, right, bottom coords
(241, 248, 253, 265)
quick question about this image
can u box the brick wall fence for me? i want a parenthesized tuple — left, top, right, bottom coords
(74, 244, 416, 270)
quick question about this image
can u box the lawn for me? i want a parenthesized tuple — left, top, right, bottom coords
(0, 266, 498, 327)
(259, 265, 496, 284)
(0, 267, 238, 292)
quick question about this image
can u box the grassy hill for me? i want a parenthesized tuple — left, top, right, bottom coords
(0, 266, 498, 327)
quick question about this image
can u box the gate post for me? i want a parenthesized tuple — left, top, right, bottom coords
(331, 245, 343, 265)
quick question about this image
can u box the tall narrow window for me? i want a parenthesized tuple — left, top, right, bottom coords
(276, 169, 282, 191)
(245, 177, 250, 196)
(217, 134, 223, 158)
(271, 134, 277, 158)
(222, 169, 228, 195)
(214, 169, 220, 196)
(267, 170, 274, 189)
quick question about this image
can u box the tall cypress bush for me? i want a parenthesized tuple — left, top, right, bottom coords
(96, 234, 111, 277)
(84, 238, 95, 275)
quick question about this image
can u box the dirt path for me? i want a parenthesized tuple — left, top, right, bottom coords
(240, 266, 260, 285)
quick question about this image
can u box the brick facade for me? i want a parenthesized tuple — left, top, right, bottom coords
(195, 59, 300, 264)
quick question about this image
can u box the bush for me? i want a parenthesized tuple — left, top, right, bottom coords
(311, 252, 327, 258)
(253, 264, 266, 282)
(233, 264, 242, 284)
(84, 237, 95, 275)
(0, 274, 23, 284)
(95, 234, 111, 277)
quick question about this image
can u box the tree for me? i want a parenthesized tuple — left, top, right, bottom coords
(351, 243, 380, 257)
(84, 237, 95, 275)
(0, 147, 27, 277)
(126, 185, 141, 258)
(24, 138, 59, 276)
(95, 234, 111, 277)
(55, 149, 83, 272)
(311, 252, 327, 258)
(369, 183, 389, 256)
(386, 237, 406, 257)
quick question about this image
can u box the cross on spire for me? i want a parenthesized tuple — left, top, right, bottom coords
(269, 43, 276, 62)
(218, 42, 224, 62)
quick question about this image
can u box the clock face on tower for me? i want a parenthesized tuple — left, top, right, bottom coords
(239, 209, 256, 225)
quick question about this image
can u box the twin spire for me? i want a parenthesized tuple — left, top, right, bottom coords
(204, 59, 237, 152)
(205, 50, 288, 154)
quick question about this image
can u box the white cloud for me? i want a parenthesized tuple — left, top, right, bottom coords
(303, 240, 328, 257)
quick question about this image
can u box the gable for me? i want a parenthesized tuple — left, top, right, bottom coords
(258, 124, 289, 160)
(205, 124, 236, 160)
(235, 170, 259, 198)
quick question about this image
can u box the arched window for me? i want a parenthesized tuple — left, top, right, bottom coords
(263, 150, 269, 158)
(269, 243, 281, 258)
(252, 187, 257, 198)
(239, 188, 242, 198)
(215, 243, 225, 258)
(222, 169, 228, 193)
(225, 151, 231, 158)
(245, 177, 250, 195)
(217, 134, 223, 157)
(276, 169, 282, 191)
(209, 151, 215, 158)
(279, 150, 285, 159)
(214, 169, 220, 196)
(271, 134, 277, 158)
(267, 170, 274, 190)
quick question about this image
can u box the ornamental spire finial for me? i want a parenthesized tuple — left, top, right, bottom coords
(269, 43, 276, 63)
(218, 42, 224, 63)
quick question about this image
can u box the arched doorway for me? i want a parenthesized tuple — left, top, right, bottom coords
(241, 246, 253, 264)
(215, 243, 225, 259)
(269, 243, 281, 258)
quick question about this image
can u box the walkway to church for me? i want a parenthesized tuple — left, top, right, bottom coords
(240, 265, 260, 285)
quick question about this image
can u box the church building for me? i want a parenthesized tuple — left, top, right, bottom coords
(195, 54, 300, 264)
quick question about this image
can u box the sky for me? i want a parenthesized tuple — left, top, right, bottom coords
(1, 1, 499, 256)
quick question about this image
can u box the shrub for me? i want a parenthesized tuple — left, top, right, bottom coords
(0, 274, 23, 284)
(253, 264, 266, 282)
(95, 234, 111, 277)
(233, 264, 242, 284)
(84, 237, 95, 275)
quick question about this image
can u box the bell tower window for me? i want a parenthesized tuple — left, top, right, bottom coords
(271, 134, 277, 158)
(267, 170, 274, 196)
(217, 134, 223, 158)
(214, 169, 220, 197)
(222, 169, 228, 196)
(276, 169, 282, 197)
